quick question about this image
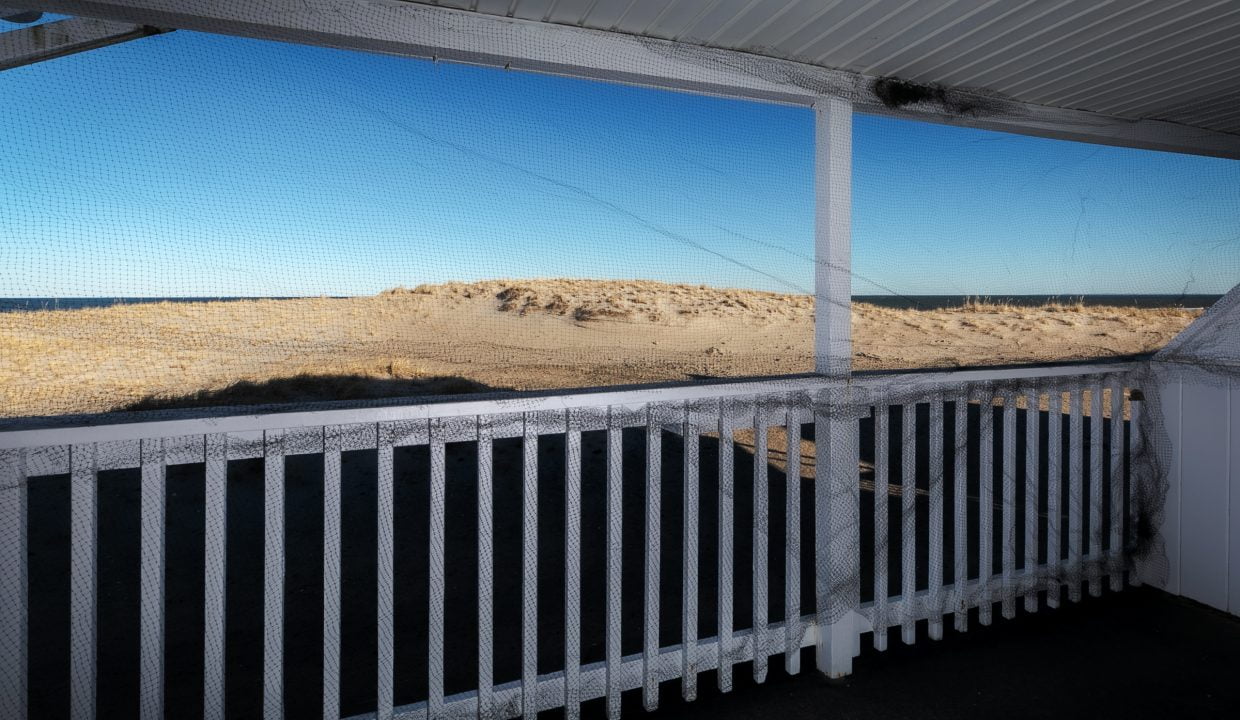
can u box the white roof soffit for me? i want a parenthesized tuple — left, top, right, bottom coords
(19, 0, 1240, 160)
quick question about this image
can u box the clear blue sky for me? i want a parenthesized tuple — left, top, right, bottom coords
(1, 28, 1237, 298)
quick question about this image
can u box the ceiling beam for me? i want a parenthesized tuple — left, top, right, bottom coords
(19, 0, 1240, 159)
(0, 14, 165, 71)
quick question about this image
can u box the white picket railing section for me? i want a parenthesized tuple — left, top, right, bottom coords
(0, 362, 1143, 720)
(862, 377, 1139, 650)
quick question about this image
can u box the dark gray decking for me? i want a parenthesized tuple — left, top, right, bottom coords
(631, 588, 1240, 720)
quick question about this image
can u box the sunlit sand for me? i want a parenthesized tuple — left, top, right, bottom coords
(0, 279, 1199, 418)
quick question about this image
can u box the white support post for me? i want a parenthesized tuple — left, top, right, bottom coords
(815, 391, 864, 678)
(813, 95, 864, 678)
(814, 95, 853, 379)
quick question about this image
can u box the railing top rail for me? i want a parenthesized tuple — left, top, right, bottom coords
(0, 361, 1140, 450)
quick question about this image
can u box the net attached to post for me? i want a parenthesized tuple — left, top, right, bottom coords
(0, 8, 1238, 720)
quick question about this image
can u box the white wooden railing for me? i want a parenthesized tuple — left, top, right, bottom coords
(0, 362, 1144, 720)
(861, 375, 1141, 650)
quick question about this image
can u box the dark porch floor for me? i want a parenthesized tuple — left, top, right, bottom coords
(620, 588, 1240, 720)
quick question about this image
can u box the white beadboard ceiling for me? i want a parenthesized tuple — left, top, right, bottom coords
(411, 0, 1240, 137)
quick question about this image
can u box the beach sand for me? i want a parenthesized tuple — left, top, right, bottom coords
(0, 279, 1199, 418)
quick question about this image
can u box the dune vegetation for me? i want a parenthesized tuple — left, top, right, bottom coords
(0, 279, 1200, 418)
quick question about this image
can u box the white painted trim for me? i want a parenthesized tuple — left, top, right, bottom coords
(0, 15, 163, 71)
(27, 0, 1240, 159)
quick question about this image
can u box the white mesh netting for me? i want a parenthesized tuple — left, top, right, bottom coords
(1, 7, 1238, 720)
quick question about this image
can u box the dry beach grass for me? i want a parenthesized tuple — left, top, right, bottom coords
(0, 279, 1200, 418)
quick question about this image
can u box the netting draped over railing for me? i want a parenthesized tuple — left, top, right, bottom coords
(2, 5, 1238, 720)
(0, 361, 1170, 719)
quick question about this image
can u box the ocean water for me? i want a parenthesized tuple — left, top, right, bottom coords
(852, 294, 1223, 311)
(0, 293, 1223, 313)
(0, 297, 316, 312)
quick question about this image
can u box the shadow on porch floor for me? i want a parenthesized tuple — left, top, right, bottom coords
(612, 588, 1240, 720)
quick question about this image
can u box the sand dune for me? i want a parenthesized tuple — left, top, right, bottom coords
(0, 279, 1199, 418)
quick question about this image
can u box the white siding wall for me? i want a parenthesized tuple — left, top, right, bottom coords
(1154, 370, 1239, 615)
